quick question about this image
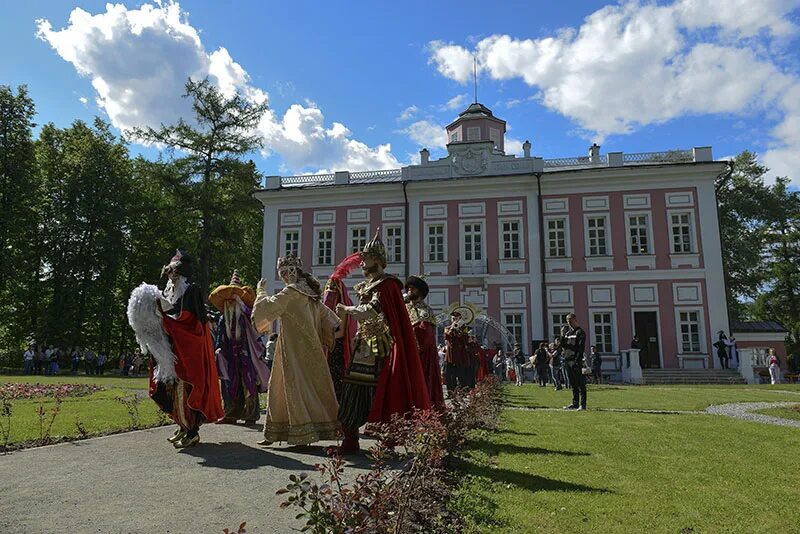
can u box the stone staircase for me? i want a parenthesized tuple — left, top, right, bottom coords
(641, 368, 746, 385)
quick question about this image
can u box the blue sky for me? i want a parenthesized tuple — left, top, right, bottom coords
(3, 1, 800, 184)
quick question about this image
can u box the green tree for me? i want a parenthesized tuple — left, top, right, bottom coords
(0, 85, 42, 355)
(128, 78, 267, 296)
(715, 151, 771, 320)
(35, 118, 132, 349)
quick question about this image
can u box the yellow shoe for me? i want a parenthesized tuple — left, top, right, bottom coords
(173, 434, 200, 449)
(167, 428, 186, 443)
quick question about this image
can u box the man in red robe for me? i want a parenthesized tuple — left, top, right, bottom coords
(331, 230, 431, 455)
(153, 250, 224, 448)
(405, 275, 445, 410)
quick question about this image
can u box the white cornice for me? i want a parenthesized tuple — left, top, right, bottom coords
(546, 269, 707, 283)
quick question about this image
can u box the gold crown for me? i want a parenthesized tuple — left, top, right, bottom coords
(277, 253, 302, 270)
(361, 227, 386, 267)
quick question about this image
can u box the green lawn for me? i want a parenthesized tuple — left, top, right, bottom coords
(451, 385, 800, 533)
(0, 375, 165, 449)
(1, 374, 150, 390)
(752, 404, 800, 421)
(502, 383, 800, 411)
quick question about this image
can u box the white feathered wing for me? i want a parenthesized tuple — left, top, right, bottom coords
(127, 283, 178, 383)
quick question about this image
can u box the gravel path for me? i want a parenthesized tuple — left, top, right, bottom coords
(706, 401, 800, 428)
(0, 415, 374, 534)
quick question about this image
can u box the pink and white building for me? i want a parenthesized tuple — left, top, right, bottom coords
(255, 102, 783, 380)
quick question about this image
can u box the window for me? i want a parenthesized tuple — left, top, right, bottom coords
(283, 230, 299, 257)
(315, 228, 333, 266)
(501, 220, 521, 259)
(628, 214, 650, 254)
(592, 312, 614, 353)
(489, 128, 501, 148)
(551, 312, 570, 341)
(503, 313, 524, 346)
(350, 226, 368, 254)
(463, 222, 483, 261)
(385, 225, 403, 263)
(670, 213, 693, 253)
(426, 224, 445, 262)
(547, 218, 567, 257)
(679, 311, 701, 352)
(450, 132, 459, 143)
(467, 126, 480, 141)
(587, 217, 608, 256)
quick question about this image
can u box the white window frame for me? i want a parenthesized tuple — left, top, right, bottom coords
(590, 309, 617, 354)
(466, 126, 481, 141)
(502, 310, 527, 349)
(584, 213, 611, 257)
(348, 225, 369, 254)
(425, 222, 447, 263)
(313, 227, 335, 267)
(549, 311, 571, 342)
(460, 219, 486, 264)
(544, 215, 570, 258)
(280, 228, 301, 258)
(625, 211, 654, 255)
(667, 209, 697, 254)
(498, 217, 524, 260)
(383, 224, 404, 264)
(450, 131, 459, 143)
(675, 307, 706, 354)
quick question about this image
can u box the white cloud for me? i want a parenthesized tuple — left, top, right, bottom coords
(505, 137, 525, 156)
(428, 0, 800, 184)
(442, 94, 468, 111)
(37, 2, 398, 173)
(398, 105, 419, 121)
(399, 120, 448, 151)
(78, 96, 88, 105)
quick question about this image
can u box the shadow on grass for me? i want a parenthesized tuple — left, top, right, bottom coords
(469, 437, 591, 457)
(452, 457, 611, 495)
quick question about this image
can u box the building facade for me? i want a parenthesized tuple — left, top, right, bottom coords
(255, 102, 735, 372)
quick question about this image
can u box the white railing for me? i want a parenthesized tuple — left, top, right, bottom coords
(350, 168, 402, 182)
(623, 150, 693, 164)
(280, 173, 335, 187)
(543, 155, 608, 168)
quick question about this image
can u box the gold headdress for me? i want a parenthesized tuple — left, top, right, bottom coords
(361, 227, 387, 268)
(277, 253, 303, 270)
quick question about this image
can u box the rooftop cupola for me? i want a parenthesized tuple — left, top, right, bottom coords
(446, 102, 507, 153)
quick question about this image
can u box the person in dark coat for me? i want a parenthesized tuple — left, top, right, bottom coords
(560, 313, 587, 410)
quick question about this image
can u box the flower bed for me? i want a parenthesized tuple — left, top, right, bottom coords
(0, 383, 105, 400)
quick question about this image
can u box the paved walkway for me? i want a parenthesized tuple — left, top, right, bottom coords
(706, 401, 800, 428)
(0, 417, 373, 534)
(508, 402, 800, 428)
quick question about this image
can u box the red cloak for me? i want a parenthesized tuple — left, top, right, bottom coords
(367, 277, 431, 423)
(476, 346, 489, 382)
(153, 310, 224, 424)
(412, 319, 446, 410)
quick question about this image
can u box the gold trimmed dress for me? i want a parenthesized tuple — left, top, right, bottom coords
(252, 280, 341, 445)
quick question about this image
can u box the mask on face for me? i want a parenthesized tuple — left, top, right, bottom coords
(280, 266, 298, 284)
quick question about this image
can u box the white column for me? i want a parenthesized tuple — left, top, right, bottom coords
(261, 203, 279, 294)
(526, 189, 544, 340)
(696, 180, 730, 368)
(408, 192, 421, 277)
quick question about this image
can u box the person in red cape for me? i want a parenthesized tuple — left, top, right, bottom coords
(153, 250, 223, 448)
(404, 275, 445, 410)
(444, 311, 472, 392)
(475, 342, 490, 382)
(329, 229, 431, 455)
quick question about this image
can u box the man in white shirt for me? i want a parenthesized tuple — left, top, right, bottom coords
(23, 346, 35, 374)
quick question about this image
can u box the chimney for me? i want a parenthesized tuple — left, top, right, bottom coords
(420, 148, 430, 165)
(523, 140, 531, 159)
(589, 143, 600, 163)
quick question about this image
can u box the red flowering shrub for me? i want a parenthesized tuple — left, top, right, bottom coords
(278, 377, 502, 533)
(0, 383, 104, 400)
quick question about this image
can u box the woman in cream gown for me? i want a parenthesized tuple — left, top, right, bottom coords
(252, 254, 341, 445)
